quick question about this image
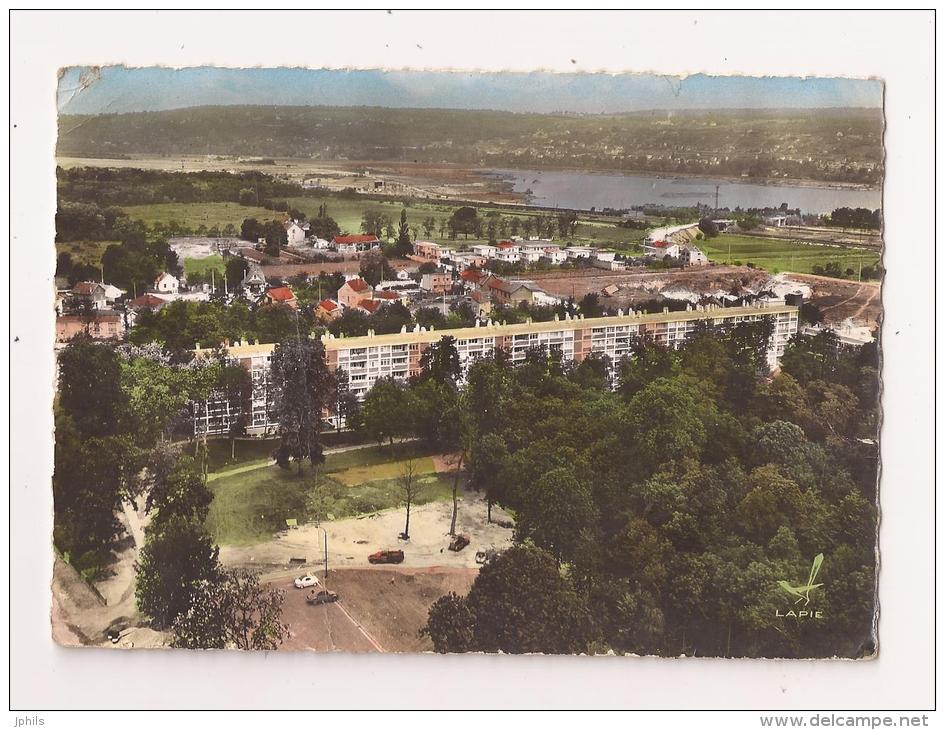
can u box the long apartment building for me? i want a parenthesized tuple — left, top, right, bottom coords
(192, 302, 798, 436)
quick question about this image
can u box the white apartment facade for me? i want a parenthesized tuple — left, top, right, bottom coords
(192, 303, 798, 436)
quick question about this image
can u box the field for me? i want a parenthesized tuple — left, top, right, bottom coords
(183, 254, 225, 278)
(702, 233, 881, 276)
(120, 201, 274, 229)
(205, 441, 454, 546)
(113, 194, 646, 252)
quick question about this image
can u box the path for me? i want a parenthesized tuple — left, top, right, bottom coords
(206, 438, 420, 482)
(851, 286, 880, 321)
(820, 283, 868, 313)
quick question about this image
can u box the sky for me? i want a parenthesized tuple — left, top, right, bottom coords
(57, 66, 883, 116)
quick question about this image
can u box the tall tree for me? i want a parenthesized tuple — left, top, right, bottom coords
(398, 456, 427, 540)
(268, 338, 335, 475)
(136, 514, 221, 629)
(395, 208, 412, 257)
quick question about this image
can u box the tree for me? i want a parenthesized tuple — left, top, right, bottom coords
(225, 257, 249, 292)
(240, 218, 263, 242)
(136, 514, 221, 629)
(698, 218, 719, 237)
(263, 219, 287, 257)
(419, 335, 461, 385)
(268, 338, 335, 475)
(359, 377, 411, 448)
(58, 335, 129, 438)
(308, 214, 340, 241)
(172, 568, 287, 650)
(423, 545, 594, 654)
(359, 247, 394, 287)
(398, 456, 427, 540)
(217, 363, 253, 458)
(239, 188, 256, 206)
(515, 467, 598, 565)
(448, 206, 480, 239)
(145, 454, 213, 527)
(578, 292, 603, 318)
(422, 592, 476, 653)
(394, 208, 412, 257)
(467, 433, 509, 522)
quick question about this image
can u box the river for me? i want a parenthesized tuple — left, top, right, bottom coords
(489, 169, 882, 215)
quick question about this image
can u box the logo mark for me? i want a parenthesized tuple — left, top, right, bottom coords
(778, 553, 824, 606)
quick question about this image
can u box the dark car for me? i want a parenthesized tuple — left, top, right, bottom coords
(306, 589, 339, 605)
(368, 549, 405, 564)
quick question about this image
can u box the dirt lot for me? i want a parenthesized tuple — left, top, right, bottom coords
(786, 273, 882, 328)
(219, 491, 514, 573)
(270, 566, 477, 653)
(530, 265, 772, 308)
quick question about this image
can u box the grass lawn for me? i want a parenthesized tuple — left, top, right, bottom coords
(331, 456, 436, 487)
(184, 254, 225, 278)
(206, 438, 280, 473)
(205, 441, 451, 545)
(205, 464, 313, 546)
(121, 201, 275, 229)
(702, 233, 881, 275)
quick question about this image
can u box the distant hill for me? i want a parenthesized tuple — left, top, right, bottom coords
(57, 105, 884, 185)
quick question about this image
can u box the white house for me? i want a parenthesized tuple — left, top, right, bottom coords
(495, 249, 521, 264)
(472, 244, 497, 259)
(643, 241, 681, 259)
(311, 237, 332, 250)
(520, 249, 543, 263)
(154, 272, 180, 294)
(285, 219, 310, 245)
(564, 246, 595, 260)
(542, 249, 568, 265)
(681, 247, 708, 266)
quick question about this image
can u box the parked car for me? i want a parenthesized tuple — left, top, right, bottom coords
(294, 574, 320, 589)
(476, 548, 498, 565)
(449, 534, 471, 552)
(368, 549, 405, 564)
(306, 589, 339, 605)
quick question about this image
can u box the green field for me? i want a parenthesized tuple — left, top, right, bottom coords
(121, 201, 274, 229)
(184, 254, 225, 278)
(205, 442, 451, 545)
(703, 233, 881, 275)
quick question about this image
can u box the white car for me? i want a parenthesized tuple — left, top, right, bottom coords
(294, 574, 320, 589)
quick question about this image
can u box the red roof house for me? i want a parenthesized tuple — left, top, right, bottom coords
(259, 286, 298, 309)
(338, 277, 374, 308)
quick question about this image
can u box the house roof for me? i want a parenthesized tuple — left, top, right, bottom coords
(317, 298, 339, 312)
(333, 234, 380, 245)
(265, 286, 296, 302)
(128, 293, 169, 310)
(649, 241, 673, 249)
(343, 277, 372, 293)
(461, 269, 485, 284)
(357, 299, 383, 314)
(239, 248, 267, 262)
(373, 290, 400, 300)
(73, 281, 104, 295)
